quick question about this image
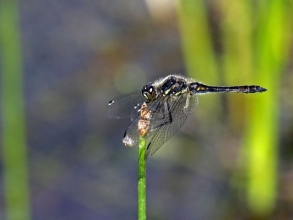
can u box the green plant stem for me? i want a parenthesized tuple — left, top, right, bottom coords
(138, 136, 146, 220)
(245, 0, 291, 215)
(0, 1, 31, 220)
(177, 0, 221, 122)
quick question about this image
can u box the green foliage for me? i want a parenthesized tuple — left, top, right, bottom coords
(177, 0, 292, 216)
(0, 1, 31, 219)
(245, 0, 292, 214)
(177, 0, 221, 120)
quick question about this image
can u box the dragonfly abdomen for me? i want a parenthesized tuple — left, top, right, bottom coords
(209, 85, 267, 93)
(190, 82, 267, 94)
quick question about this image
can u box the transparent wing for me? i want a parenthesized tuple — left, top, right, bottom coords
(121, 98, 168, 147)
(106, 90, 145, 119)
(122, 120, 140, 147)
(146, 94, 198, 157)
(113, 91, 198, 155)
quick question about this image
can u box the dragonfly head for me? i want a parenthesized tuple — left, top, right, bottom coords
(142, 82, 158, 101)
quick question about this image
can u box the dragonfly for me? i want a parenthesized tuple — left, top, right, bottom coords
(107, 74, 267, 158)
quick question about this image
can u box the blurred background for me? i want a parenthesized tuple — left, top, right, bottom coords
(0, 0, 293, 219)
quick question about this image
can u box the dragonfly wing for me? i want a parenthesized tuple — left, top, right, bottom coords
(106, 90, 145, 118)
(122, 100, 163, 147)
(122, 119, 139, 147)
(146, 94, 190, 157)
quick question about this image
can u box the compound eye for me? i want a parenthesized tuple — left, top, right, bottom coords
(142, 83, 157, 101)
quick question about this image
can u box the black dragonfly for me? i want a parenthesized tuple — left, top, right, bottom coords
(107, 74, 267, 158)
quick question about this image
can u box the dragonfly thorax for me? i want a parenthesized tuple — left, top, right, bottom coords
(159, 75, 188, 96)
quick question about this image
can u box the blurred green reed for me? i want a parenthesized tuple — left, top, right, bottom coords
(177, 0, 292, 216)
(177, 0, 221, 120)
(0, 1, 31, 220)
(245, 0, 292, 215)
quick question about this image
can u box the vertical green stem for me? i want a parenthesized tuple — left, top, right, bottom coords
(177, 0, 220, 121)
(245, 0, 291, 215)
(0, 1, 31, 220)
(138, 136, 146, 220)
